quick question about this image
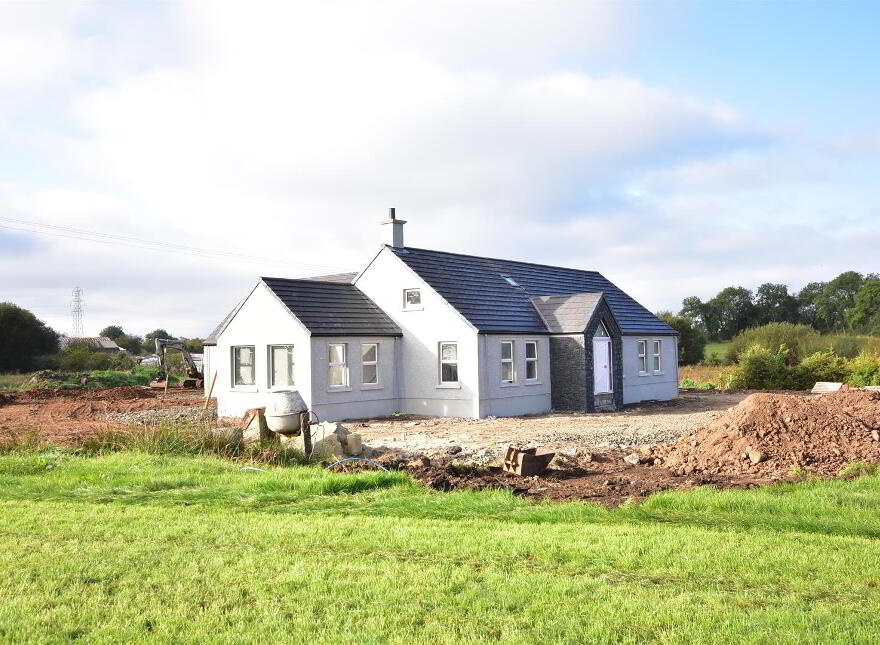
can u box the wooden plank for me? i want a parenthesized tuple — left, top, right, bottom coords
(811, 382, 842, 394)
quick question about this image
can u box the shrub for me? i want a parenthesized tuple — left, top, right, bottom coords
(726, 323, 819, 364)
(798, 350, 848, 383)
(728, 345, 795, 389)
(846, 353, 880, 387)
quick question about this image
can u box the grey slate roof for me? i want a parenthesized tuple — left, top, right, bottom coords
(390, 246, 676, 335)
(306, 271, 358, 284)
(531, 293, 604, 333)
(262, 277, 402, 337)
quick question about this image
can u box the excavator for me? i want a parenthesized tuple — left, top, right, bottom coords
(150, 338, 204, 389)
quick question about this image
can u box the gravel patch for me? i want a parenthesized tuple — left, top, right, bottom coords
(355, 393, 750, 465)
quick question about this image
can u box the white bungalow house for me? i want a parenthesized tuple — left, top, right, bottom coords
(203, 212, 678, 420)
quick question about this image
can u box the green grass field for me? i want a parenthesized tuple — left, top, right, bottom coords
(2, 451, 880, 643)
(704, 341, 730, 362)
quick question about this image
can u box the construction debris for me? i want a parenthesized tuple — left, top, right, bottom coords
(502, 446, 555, 476)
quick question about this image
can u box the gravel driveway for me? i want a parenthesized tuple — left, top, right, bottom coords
(352, 391, 749, 462)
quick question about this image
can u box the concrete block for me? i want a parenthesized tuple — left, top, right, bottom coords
(345, 433, 363, 456)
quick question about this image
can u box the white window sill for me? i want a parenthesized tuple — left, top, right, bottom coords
(653, 371, 664, 376)
(360, 383, 383, 391)
(230, 387, 258, 393)
(268, 386, 296, 392)
(436, 383, 461, 389)
(327, 386, 352, 393)
(638, 372, 649, 377)
(524, 380, 543, 386)
(401, 307, 424, 312)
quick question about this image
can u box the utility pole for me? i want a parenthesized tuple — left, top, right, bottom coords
(71, 287, 84, 337)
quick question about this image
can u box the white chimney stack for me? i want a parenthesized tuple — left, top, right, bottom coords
(381, 207, 406, 248)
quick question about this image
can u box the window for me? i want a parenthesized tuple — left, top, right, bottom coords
(403, 288, 421, 309)
(439, 342, 458, 384)
(594, 321, 610, 338)
(268, 345, 294, 388)
(328, 343, 348, 387)
(232, 346, 255, 387)
(525, 341, 538, 381)
(501, 274, 520, 287)
(361, 343, 379, 385)
(652, 340, 662, 373)
(638, 340, 648, 375)
(501, 341, 515, 384)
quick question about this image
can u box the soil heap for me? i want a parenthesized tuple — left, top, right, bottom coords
(655, 390, 880, 477)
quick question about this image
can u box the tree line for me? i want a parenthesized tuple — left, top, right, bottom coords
(0, 302, 203, 372)
(679, 271, 880, 341)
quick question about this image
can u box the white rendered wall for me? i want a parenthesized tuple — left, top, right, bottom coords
(477, 334, 552, 417)
(621, 335, 679, 404)
(355, 248, 481, 418)
(212, 282, 313, 418)
(309, 336, 399, 421)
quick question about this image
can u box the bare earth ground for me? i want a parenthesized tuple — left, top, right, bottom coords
(0, 388, 208, 443)
(2, 388, 812, 507)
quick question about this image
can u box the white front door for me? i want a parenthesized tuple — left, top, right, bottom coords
(593, 338, 612, 394)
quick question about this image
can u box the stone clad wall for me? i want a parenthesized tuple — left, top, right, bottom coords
(549, 334, 587, 411)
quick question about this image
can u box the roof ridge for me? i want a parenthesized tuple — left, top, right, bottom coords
(390, 245, 602, 276)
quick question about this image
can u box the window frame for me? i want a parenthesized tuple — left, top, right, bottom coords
(652, 339, 663, 374)
(231, 345, 257, 389)
(402, 288, 423, 311)
(360, 342, 380, 388)
(637, 340, 648, 376)
(327, 342, 349, 390)
(500, 340, 516, 385)
(438, 341, 459, 386)
(524, 340, 539, 383)
(267, 344, 295, 389)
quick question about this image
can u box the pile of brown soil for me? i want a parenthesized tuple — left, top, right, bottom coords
(655, 390, 880, 477)
(78, 387, 156, 401)
(8, 386, 156, 404)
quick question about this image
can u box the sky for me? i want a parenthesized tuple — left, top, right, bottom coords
(1, 0, 879, 338)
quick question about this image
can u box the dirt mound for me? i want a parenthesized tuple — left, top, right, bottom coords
(655, 390, 880, 477)
(8, 386, 156, 403)
(78, 387, 156, 401)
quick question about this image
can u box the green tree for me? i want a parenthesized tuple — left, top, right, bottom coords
(99, 325, 125, 341)
(0, 303, 59, 372)
(143, 329, 174, 353)
(182, 338, 204, 353)
(679, 296, 717, 339)
(847, 280, 880, 334)
(814, 271, 865, 332)
(797, 281, 827, 330)
(117, 334, 144, 354)
(707, 287, 756, 340)
(657, 312, 707, 365)
(755, 283, 799, 325)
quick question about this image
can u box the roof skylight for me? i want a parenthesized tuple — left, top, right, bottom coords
(501, 275, 520, 287)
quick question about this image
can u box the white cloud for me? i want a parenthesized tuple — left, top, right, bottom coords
(1, 1, 874, 336)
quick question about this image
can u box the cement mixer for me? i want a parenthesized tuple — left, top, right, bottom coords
(264, 390, 309, 434)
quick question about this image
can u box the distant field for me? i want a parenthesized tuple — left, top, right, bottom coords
(0, 373, 31, 391)
(679, 364, 732, 390)
(703, 342, 729, 362)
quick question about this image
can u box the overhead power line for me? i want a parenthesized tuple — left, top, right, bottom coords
(0, 216, 347, 273)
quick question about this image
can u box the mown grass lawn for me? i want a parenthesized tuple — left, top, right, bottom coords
(2, 452, 880, 644)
